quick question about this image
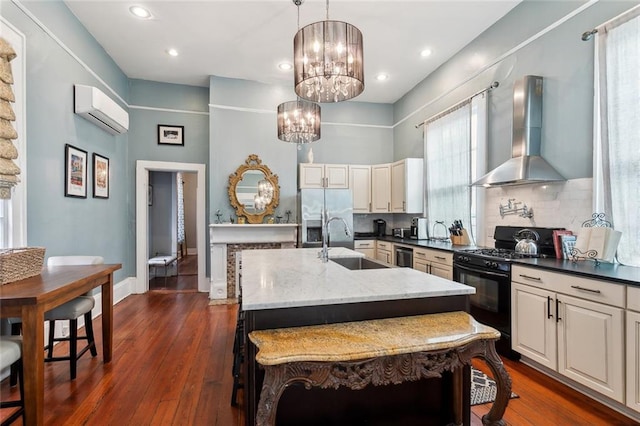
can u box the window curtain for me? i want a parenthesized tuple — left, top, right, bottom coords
(424, 102, 472, 240)
(594, 6, 640, 266)
(176, 172, 185, 249)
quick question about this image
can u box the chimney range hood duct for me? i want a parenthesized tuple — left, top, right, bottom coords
(472, 75, 564, 187)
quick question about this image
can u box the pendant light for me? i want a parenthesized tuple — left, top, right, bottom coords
(277, 0, 322, 146)
(293, 0, 364, 102)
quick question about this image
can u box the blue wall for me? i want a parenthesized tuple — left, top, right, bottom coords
(393, 1, 639, 179)
(4, 0, 638, 285)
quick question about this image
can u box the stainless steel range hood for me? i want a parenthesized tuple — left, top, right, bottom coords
(472, 75, 565, 187)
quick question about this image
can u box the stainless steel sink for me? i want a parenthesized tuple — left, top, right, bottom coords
(330, 257, 391, 270)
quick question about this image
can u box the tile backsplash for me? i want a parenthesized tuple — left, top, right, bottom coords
(481, 178, 593, 247)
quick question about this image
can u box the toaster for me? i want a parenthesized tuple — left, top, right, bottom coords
(392, 228, 411, 238)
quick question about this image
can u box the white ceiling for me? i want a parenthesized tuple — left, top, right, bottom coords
(64, 0, 521, 104)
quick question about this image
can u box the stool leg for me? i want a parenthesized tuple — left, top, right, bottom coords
(69, 319, 78, 380)
(84, 312, 98, 357)
(46, 320, 56, 358)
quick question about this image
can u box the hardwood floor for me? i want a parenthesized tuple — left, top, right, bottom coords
(1, 290, 637, 425)
(149, 255, 198, 292)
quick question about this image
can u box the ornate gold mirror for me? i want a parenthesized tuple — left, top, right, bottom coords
(228, 154, 280, 224)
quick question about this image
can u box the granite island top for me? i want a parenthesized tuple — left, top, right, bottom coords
(241, 248, 475, 311)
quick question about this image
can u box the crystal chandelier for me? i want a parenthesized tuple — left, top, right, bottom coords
(276, 99, 321, 144)
(293, 0, 364, 103)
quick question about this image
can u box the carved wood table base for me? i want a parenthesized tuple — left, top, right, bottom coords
(255, 338, 511, 426)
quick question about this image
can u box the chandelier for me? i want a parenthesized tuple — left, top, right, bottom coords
(293, 0, 364, 103)
(276, 99, 321, 144)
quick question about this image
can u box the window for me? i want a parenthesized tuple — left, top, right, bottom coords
(0, 22, 26, 249)
(424, 95, 487, 244)
(593, 7, 640, 266)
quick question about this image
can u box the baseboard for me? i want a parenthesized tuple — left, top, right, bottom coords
(520, 357, 640, 423)
(187, 247, 197, 256)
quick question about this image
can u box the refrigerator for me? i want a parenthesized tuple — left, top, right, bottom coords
(299, 188, 354, 249)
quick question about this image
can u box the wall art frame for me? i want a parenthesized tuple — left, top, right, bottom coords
(158, 124, 184, 146)
(93, 153, 109, 199)
(64, 143, 88, 198)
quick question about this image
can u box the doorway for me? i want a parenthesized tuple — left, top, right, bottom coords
(135, 161, 207, 295)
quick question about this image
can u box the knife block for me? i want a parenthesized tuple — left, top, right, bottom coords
(450, 229, 471, 246)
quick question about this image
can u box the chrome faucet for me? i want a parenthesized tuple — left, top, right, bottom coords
(319, 208, 352, 263)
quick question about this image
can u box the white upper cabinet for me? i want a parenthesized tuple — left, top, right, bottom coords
(349, 165, 371, 213)
(299, 164, 349, 189)
(391, 158, 424, 214)
(371, 164, 391, 213)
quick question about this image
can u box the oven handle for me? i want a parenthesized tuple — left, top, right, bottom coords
(453, 263, 509, 279)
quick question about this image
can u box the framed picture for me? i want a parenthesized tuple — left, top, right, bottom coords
(64, 144, 88, 198)
(148, 184, 153, 206)
(93, 153, 109, 199)
(158, 124, 184, 146)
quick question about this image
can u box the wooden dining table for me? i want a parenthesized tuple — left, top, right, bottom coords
(0, 263, 122, 426)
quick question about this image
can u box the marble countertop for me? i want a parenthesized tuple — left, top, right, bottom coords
(241, 248, 475, 311)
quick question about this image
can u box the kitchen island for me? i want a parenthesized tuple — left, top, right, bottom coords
(241, 247, 476, 425)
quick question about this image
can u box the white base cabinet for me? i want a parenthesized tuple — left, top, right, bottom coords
(512, 265, 625, 403)
(627, 286, 640, 414)
(412, 248, 452, 280)
(354, 239, 375, 258)
(375, 241, 393, 265)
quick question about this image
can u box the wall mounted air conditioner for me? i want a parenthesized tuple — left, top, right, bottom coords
(74, 84, 129, 135)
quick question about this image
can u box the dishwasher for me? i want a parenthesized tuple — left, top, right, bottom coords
(395, 246, 413, 268)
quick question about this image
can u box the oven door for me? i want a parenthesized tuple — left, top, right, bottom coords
(453, 263, 510, 335)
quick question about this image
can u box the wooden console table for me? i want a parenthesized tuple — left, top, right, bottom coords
(0, 263, 121, 426)
(249, 311, 511, 426)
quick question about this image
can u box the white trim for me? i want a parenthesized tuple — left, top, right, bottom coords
(129, 104, 209, 116)
(136, 161, 207, 294)
(209, 103, 393, 129)
(11, 0, 127, 107)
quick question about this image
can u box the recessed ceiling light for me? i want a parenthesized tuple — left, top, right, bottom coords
(129, 6, 151, 19)
(375, 73, 389, 81)
(278, 62, 292, 71)
(420, 48, 433, 58)
(167, 48, 179, 57)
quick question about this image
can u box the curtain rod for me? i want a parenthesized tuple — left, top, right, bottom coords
(415, 81, 499, 128)
(581, 3, 640, 41)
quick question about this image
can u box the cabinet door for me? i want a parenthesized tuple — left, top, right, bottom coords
(375, 250, 391, 265)
(413, 259, 429, 274)
(371, 164, 391, 212)
(430, 263, 452, 281)
(557, 294, 625, 403)
(325, 164, 349, 188)
(299, 164, 325, 188)
(511, 283, 557, 369)
(627, 310, 640, 413)
(350, 165, 371, 213)
(391, 160, 406, 212)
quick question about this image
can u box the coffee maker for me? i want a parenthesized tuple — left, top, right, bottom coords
(373, 219, 386, 237)
(410, 217, 429, 240)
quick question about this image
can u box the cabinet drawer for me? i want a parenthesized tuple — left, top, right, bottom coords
(628, 286, 640, 312)
(414, 248, 452, 265)
(354, 240, 375, 249)
(376, 241, 392, 251)
(512, 265, 625, 308)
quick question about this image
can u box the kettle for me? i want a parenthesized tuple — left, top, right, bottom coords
(514, 229, 540, 255)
